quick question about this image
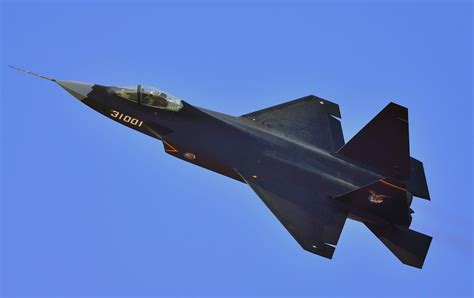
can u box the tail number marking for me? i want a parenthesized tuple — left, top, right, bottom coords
(110, 110, 143, 127)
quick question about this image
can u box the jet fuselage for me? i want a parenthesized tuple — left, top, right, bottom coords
(10, 65, 432, 268)
(83, 84, 387, 223)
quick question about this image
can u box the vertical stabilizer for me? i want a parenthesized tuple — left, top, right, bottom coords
(337, 102, 410, 180)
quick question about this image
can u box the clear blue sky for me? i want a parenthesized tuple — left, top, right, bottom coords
(2, 1, 472, 297)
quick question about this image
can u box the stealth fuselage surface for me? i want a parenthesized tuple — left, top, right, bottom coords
(11, 67, 432, 268)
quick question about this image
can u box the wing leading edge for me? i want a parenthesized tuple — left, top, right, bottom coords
(237, 169, 347, 259)
(240, 95, 345, 152)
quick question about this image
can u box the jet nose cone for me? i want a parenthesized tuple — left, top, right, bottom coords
(56, 80, 94, 100)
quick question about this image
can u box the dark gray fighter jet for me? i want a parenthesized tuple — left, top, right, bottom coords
(11, 66, 432, 268)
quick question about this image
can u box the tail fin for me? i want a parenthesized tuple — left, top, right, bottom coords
(336, 178, 432, 268)
(337, 102, 410, 180)
(336, 178, 412, 226)
(365, 223, 432, 269)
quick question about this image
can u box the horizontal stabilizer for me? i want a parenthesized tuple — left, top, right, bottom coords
(365, 223, 432, 269)
(405, 157, 430, 200)
(337, 102, 410, 180)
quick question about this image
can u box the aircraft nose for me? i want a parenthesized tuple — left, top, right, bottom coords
(56, 80, 94, 100)
(8, 66, 94, 101)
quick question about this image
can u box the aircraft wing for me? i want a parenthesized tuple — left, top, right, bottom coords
(236, 168, 347, 259)
(240, 95, 345, 152)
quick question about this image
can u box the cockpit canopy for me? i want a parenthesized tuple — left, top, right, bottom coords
(113, 85, 183, 112)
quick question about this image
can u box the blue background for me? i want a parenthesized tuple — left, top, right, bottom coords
(2, 1, 472, 297)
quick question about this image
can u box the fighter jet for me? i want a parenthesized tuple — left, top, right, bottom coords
(10, 66, 432, 268)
